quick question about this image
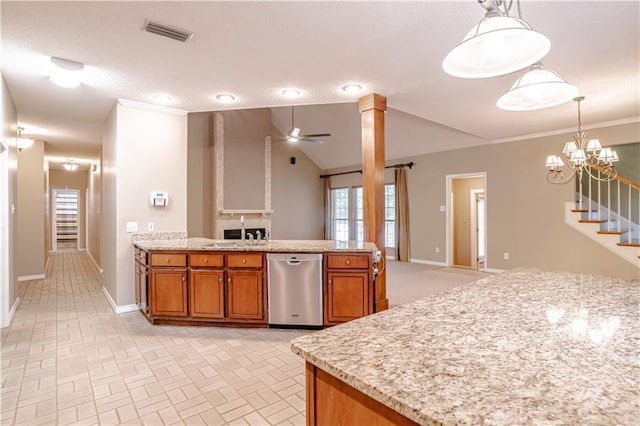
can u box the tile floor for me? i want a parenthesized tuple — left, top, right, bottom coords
(1, 251, 486, 425)
(1, 250, 308, 425)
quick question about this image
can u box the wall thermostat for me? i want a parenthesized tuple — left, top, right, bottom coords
(150, 192, 169, 207)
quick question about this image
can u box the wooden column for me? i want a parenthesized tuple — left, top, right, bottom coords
(359, 93, 388, 313)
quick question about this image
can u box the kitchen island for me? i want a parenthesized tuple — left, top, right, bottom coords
(133, 234, 380, 327)
(291, 269, 639, 425)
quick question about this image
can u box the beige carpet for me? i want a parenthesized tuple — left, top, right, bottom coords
(385, 259, 492, 308)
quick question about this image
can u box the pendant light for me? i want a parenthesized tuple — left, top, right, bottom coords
(442, 0, 550, 79)
(497, 62, 579, 111)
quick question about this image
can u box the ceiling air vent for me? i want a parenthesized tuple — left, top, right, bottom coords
(143, 20, 193, 43)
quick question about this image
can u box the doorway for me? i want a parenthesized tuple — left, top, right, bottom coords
(470, 190, 486, 270)
(52, 189, 79, 250)
(446, 173, 487, 270)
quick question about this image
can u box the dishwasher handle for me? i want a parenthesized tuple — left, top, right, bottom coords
(286, 260, 302, 266)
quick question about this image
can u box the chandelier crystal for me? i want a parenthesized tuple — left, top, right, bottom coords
(545, 96, 619, 184)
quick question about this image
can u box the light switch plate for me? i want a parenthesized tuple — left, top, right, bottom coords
(126, 222, 138, 233)
(147, 222, 155, 232)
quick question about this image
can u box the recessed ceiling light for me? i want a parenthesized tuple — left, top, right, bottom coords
(282, 89, 301, 98)
(342, 84, 362, 94)
(216, 94, 236, 102)
(153, 94, 173, 104)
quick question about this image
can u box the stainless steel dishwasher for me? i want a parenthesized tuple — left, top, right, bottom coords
(267, 253, 323, 329)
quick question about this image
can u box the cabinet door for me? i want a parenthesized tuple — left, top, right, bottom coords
(189, 270, 225, 319)
(326, 271, 369, 323)
(150, 269, 188, 317)
(227, 271, 264, 320)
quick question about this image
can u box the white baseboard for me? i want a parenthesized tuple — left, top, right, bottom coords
(1, 296, 22, 328)
(87, 251, 103, 274)
(409, 258, 447, 267)
(102, 286, 139, 314)
(17, 274, 45, 282)
(483, 267, 506, 274)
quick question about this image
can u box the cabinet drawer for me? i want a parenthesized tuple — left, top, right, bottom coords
(227, 253, 263, 268)
(190, 253, 224, 268)
(150, 253, 187, 267)
(327, 254, 370, 270)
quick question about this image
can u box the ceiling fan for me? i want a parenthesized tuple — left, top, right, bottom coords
(286, 106, 331, 144)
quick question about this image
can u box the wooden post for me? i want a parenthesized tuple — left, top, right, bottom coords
(359, 93, 388, 313)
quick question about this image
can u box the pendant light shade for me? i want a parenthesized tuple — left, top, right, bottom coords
(442, 13, 550, 79)
(497, 63, 579, 111)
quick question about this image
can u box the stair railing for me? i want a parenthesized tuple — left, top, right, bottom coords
(578, 165, 640, 243)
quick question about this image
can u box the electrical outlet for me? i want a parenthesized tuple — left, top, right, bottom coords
(126, 222, 138, 233)
(439, 205, 446, 212)
(147, 222, 155, 232)
(503, 252, 510, 260)
(435, 247, 440, 253)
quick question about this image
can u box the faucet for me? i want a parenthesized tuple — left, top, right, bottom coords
(240, 215, 245, 242)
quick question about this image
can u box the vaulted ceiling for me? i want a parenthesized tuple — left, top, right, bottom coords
(2, 1, 639, 170)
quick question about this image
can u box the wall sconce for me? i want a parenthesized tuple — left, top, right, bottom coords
(50, 57, 84, 88)
(17, 127, 34, 151)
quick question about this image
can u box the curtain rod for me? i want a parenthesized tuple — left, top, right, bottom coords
(320, 161, 414, 179)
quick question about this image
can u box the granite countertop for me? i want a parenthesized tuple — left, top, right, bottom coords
(132, 233, 377, 253)
(291, 269, 640, 425)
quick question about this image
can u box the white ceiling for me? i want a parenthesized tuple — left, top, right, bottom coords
(2, 1, 639, 170)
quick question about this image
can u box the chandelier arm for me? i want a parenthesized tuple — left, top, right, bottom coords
(546, 170, 576, 185)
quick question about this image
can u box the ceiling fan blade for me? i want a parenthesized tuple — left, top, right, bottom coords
(299, 138, 325, 144)
(300, 133, 331, 138)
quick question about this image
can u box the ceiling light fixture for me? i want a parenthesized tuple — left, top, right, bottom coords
(545, 96, 619, 184)
(50, 57, 85, 88)
(153, 94, 173, 104)
(497, 62, 579, 111)
(442, 0, 550, 78)
(282, 89, 301, 98)
(16, 127, 34, 151)
(215, 94, 236, 103)
(63, 159, 79, 171)
(342, 84, 362, 94)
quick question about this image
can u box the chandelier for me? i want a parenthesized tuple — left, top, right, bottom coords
(545, 96, 619, 184)
(63, 159, 79, 171)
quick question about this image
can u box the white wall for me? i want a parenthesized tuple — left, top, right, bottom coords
(1, 74, 19, 328)
(102, 100, 188, 310)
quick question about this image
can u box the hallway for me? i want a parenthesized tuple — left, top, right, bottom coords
(1, 250, 307, 425)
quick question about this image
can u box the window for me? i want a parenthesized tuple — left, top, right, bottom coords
(385, 184, 395, 248)
(331, 188, 349, 241)
(330, 185, 395, 248)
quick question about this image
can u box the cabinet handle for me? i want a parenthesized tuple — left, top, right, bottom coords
(204, 258, 208, 263)
(182, 276, 186, 282)
(345, 259, 350, 265)
(219, 277, 223, 283)
(228, 277, 231, 282)
(328, 279, 332, 285)
(166, 258, 171, 263)
(242, 259, 246, 264)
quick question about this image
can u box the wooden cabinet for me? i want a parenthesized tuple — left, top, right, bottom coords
(227, 270, 264, 320)
(148, 252, 187, 317)
(325, 254, 373, 326)
(139, 248, 373, 328)
(150, 269, 188, 317)
(227, 253, 265, 321)
(135, 248, 149, 314)
(189, 270, 225, 319)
